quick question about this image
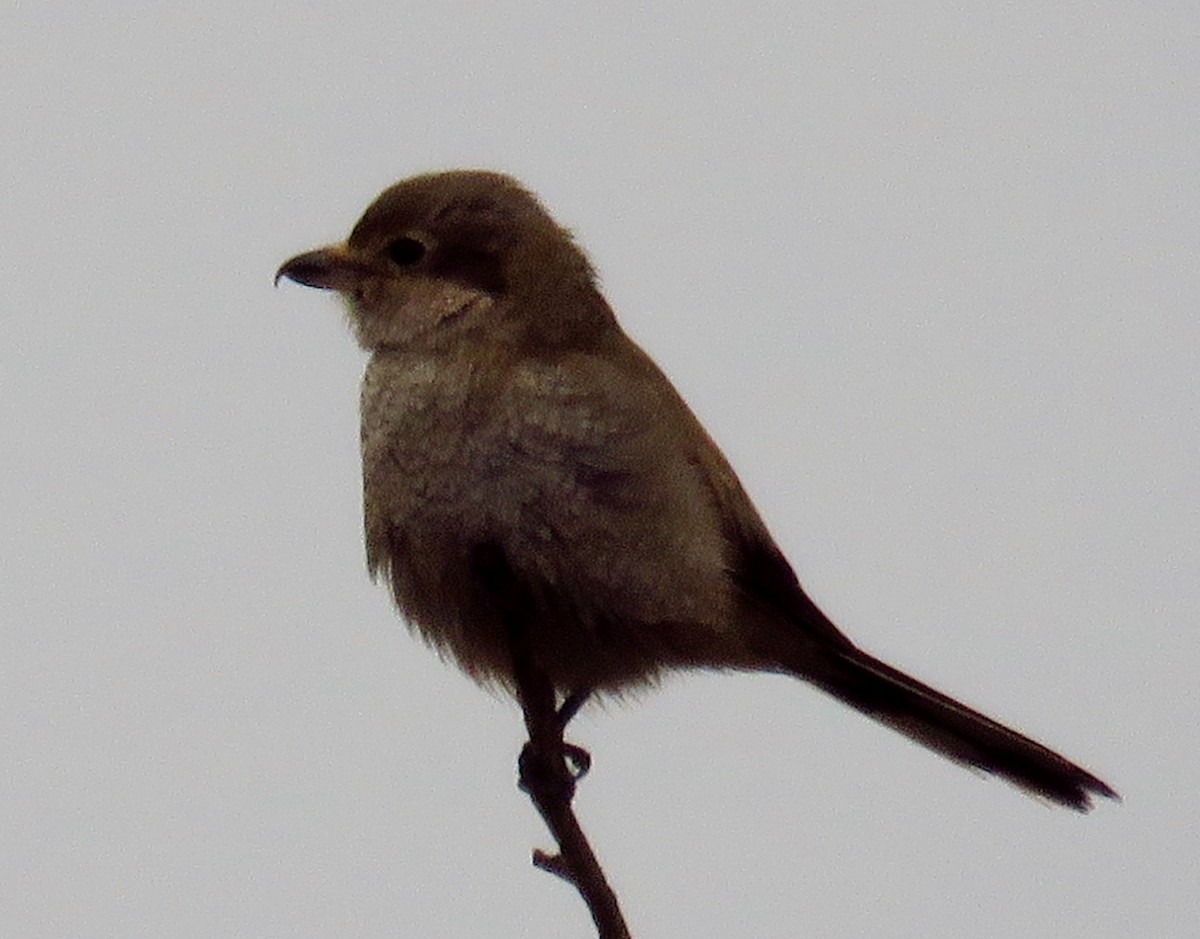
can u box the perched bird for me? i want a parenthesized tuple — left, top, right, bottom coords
(277, 170, 1116, 811)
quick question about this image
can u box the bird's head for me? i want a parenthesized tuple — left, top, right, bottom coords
(276, 170, 611, 352)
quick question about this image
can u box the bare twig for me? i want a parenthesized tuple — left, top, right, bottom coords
(511, 660, 631, 939)
(476, 542, 631, 937)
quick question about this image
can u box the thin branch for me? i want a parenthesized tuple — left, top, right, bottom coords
(511, 662, 631, 939)
(475, 541, 631, 937)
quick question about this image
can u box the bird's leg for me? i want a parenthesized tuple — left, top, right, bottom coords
(557, 688, 592, 729)
(516, 687, 593, 794)
(556, 689, 593, 778)
(466, 542, 575, 798)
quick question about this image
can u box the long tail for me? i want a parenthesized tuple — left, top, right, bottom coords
(796, 645, 1118, 811)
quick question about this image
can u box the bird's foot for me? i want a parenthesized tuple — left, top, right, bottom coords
(518, 740, 592, 799)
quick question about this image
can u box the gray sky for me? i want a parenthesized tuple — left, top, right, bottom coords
(3, 4, 1196, 937)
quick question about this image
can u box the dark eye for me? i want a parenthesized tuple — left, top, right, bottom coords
(386, 236, 427, 267)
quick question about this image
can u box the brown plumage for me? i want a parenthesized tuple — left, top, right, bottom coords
(277, 170, 1117, 811)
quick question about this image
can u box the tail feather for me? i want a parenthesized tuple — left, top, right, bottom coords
(800, 646, 1118, 811)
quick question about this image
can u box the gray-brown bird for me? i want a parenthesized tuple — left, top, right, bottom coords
(277, 170, 1116, 811)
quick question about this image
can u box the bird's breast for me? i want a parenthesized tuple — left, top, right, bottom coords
(357, 348, 741, 688)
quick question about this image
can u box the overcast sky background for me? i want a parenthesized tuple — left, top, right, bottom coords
(3, 4, 1197, 937)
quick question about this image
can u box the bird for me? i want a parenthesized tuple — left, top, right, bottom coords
(276, 170, 1116, 811)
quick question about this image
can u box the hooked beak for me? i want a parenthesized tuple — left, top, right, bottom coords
(275, 245, 375, 292)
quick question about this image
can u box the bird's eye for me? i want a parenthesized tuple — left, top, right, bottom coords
(386, 236, 427, 267)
